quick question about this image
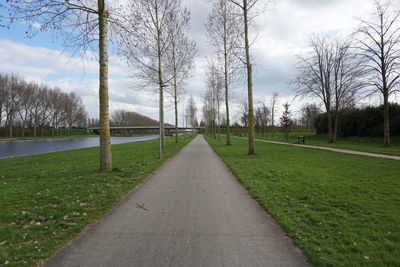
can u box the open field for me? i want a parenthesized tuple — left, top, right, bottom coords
(213, 127, 400, 156)
(0, 135, 194, 267)
(205, 135, 400, 266)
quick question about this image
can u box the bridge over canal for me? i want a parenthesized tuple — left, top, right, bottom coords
(89, 126, 203, 136)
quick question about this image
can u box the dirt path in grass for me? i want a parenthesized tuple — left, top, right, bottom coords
(233, 136, 400, 160)
(44, 135, 309, 267)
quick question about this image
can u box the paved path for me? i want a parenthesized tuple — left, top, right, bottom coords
(235, 136, 400, 160)
(44, 135, 309, 267)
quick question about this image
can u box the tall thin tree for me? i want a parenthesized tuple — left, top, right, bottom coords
(0, 0, 123, 171)
(119, 0, 183, 158)
(206, 0, 241, 145)
(165, 8, 196, 143)
(228, 0, 268, 155)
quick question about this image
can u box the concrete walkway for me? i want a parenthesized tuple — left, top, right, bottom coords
(44, 135, 309, 267)
(235, 136, 400, 160)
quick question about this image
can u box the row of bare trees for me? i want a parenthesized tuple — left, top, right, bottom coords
(0, 73, 87, 138)
(295, 0, 400, 146)
(1, 0, 196, 169)
(204, 0, 267, 154)
(118, 0, 196, 158)
(202, 61, 224, 141)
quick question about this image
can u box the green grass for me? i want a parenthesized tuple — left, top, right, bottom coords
(229, 127, 400, 156)
(205, 135, 400, 266)
(0, 135, 195, 267)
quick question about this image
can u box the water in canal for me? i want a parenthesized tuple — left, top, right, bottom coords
(0, 135, 159, 159)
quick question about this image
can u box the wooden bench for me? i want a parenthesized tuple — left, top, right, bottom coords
(297, 136, 305, 144)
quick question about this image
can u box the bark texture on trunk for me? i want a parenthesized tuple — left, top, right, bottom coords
(174, 94, 178, 143)
(98, 0, 112, 171)
(243, 0, 255, 155)
(8, 117, 13, 138)
(327, 110, 333, 143)
(172, 43, 179, 143)
(223, 13, 231, 146)
(332, 110, 338, 143)
(383, 94, 390, 147)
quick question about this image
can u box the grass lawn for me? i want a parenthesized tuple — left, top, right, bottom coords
(230, 128, 400, 156)
(0, 135, 195, 267)
(206, 135, 400, 266)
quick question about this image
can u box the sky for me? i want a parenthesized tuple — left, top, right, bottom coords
(0, 0, 399, 125)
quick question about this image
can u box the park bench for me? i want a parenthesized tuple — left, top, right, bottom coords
(297, 136, 305, 144)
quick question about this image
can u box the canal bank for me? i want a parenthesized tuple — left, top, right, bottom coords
(0, 135, 159, 158)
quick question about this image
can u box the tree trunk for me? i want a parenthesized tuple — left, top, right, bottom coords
(174, 94, 178, 143)
(332, 110, 338, 143)
(8, 116, 12, 138)
(158, 59, 164, 159)
(383, 93, 390, 147)
(223, 24, 231, 146)
(217, 102, 221, 142)
(98, 0, 112, 171)
(243, 1, 255, 155)
(327, 110, 334, 143)
(225, 90, 231, 145)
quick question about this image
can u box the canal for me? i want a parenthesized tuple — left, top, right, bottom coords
(0, 135, 159, 159)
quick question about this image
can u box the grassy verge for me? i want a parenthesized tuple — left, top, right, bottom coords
(0, 135, 195, 266)
(229, 128, 400, 156)
(205, 135, 400, 266)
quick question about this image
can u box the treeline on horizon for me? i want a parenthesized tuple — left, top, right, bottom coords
(88, 110, 170, 128)
(0, 72, 167, 138)
(0, 72, 87, 138)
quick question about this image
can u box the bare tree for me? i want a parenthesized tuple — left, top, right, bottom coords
(3, 74, 21, 138)
(63, 92, 86, 136)
(228, 0, 269, 154)
(111, 110, 159, 127)
(206, 0, 241, 145)
(355, 0, 400, 147)
(280, 102, 292, 141)
(294, 36, 365, 143)
(165, 8, 196, 143)
(30, 85, 44, 137)
(17, 81, 33, 137)
(0, 0, 124, 170)
(119, 0, 184, 158)
(202, 61, 223, 139)
(255, 101, 270, 137)
(186, 95, 198, 129)
(0, 74, 7, 126)
(48, 88, 66, 136)
(270, 91, 279, 137)
(39, 87, 52, 136)
(300, 103, 320, 132)
(238, 101, 249, 128)
(0, 73, 90, 138)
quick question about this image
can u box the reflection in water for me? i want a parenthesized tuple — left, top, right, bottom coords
(0, 135, 159, 159)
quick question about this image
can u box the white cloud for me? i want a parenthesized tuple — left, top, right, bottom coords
(1, 0, 399, 127)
